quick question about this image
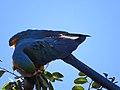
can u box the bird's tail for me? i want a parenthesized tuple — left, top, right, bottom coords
(62, 54, 120, 90)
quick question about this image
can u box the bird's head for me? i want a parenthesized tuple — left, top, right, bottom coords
(9, 30, 42, 47)
(9, 31, 27, 47)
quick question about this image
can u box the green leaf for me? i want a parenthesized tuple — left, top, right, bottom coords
(72, 85, 84, 90)
(2, 82, 13, 90)
(43, 71, 55, 82)
(39, 74, 49, 88)
(55, 78, 63, 81)
(12, 82, 17, 90)
(79, 72, 86, 76)
(74, 77, 88, 84)
(0, 70, 5, 78)
(16, 80, 22, 90)
(92, 81, 101, 89)
(48, 82, 54, 90)
(42, 87, 47, 90)
(52, 72, 64, 78)
(36, 78, 41, 90)
(103, 73, 108, 78)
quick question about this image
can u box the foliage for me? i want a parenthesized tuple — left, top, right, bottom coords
(2, 80, 22, 90)
(0, 60, 64, 90)
(72, 72, 118, 90)
(34, 70, 64, 90)
(72, 85, 84, 90)
(0, 70, 5, 78)
(0, 70, 64, 90)
(0, 60, 119, 90)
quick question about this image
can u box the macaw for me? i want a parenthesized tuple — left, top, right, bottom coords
(9, 29, 120, 90)
(9, 29, 89, 77)
(9, 29, 90, 89)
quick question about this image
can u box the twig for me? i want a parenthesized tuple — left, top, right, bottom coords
(0, 67, 23, 80)
(88, 80, 93, 90)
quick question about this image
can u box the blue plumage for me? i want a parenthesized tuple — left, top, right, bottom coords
(9, 29, 89, 76)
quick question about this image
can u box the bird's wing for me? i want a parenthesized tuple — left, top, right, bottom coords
(9, 29, 90, 46)
(13, 48, 36, 77)
(9, 30, 68, 46)
(23, 37, 80, 67)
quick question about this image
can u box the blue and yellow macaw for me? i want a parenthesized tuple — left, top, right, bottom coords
(9, 29, 89, 76)
(9, 29, 89, 89)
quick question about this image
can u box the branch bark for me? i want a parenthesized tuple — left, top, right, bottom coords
(63, 54, 120, 90)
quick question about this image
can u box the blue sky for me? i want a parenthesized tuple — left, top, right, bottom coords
(0, 0, 120, 89)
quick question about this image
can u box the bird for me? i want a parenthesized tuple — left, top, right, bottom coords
(9, 29, 90, 89)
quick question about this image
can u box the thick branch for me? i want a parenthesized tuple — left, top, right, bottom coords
(63, 54, 120, 90)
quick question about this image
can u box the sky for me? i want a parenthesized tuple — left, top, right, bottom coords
(0, 0, 120, 90)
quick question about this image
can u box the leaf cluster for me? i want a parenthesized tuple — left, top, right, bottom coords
(0, 59, 119, 90)
(2, 80, 22, 90)
(0, 70, 64, 90)
(35, 71, 64, 90)
(0, 59, 64, 90)
(72, 72, 118, 90)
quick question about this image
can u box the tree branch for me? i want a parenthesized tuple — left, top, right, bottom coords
(0, 67, 22, 79)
